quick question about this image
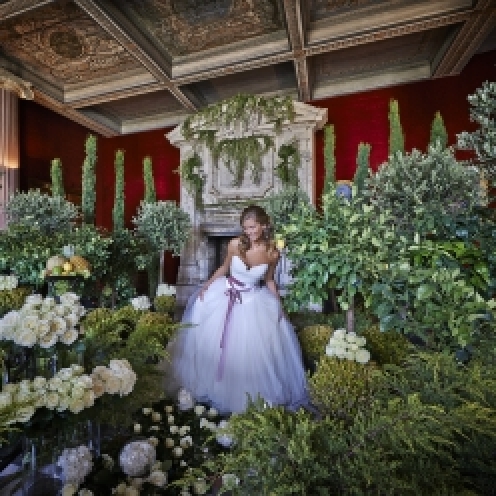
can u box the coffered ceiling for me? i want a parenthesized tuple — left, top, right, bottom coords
(0, 0, 495, 137)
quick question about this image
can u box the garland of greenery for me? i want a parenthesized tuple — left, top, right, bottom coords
(275, 141, 300, 187)
(179, 93, 295, 192)
(82, 134, 97, 225)
(112, 150, 125, 232)
(177, 152, 205, 207)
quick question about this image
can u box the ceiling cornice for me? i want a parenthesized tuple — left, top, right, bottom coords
(283, 0, 311, 102)
(433, 0, 496, 76)
(0, 0, 55, 20)
(72, 0, 199, 111)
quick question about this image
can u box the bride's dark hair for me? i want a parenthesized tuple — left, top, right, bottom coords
(239, 205, 275, 256)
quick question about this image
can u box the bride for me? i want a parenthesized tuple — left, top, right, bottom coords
(165, 205, 309, 414)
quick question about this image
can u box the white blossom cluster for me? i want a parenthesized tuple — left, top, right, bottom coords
(325, 329, 371, 364)
(0, 293, 85, 348)
(91, 359, 137, 398)
(130, 295, 151, 311)
(0, 364, 95, 423)
(0, 275, 18, 291)
(156, 283, 176, 296)
(57, 444, 93, 487)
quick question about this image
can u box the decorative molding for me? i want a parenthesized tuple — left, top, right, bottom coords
(73, 0, 199, 111)
(0, 0, 54, 21)
(0, 69, 34, 99)
(433, 0, 496, 76)
(282, 0, 311, 102)
(33, 89, 118, 137)
(305, 10, 472, 56)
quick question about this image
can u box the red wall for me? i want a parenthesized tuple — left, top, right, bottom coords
(18, 50, 496, 282)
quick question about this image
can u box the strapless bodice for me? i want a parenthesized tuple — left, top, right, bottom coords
(230, 255, 268, 286)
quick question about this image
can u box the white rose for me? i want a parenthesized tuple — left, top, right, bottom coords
(194, 405, 205, 416)
(92, 379, 105, 398)
(344, 350, 355, 361)
(39, 331, 58, 349)
(65, 313, 80, 329)
(167, 415, 175, 424)
(170, 425, 178, 434)
(59, 292, 79, 306)
(178, 425, 190, 436)
(177, 388, 194, 411)
(207, 408, 218, 418)
(15, 390, 32, 403)
(356, 336, 367, 347)
(51, 316, 67, 335)
(179, 435, 193, 448)
(57, 398, 70, 412)
(333, 328, 347, 339)
(193, 478, 208, 495)
(147, 436, 159, 447)
(104, 376, 122, 395)
(15, 328, 37, 347)
(354, 349, 371, 364)
(345, 332, 357, 343)
(68, 397, 85, 414)
(172, 446, 183, 458)
(37, 319, 51, 336)
(25, 294, 43, 306)
(142, 407, 152, 415)
(82, 390, 95, 409)
(32, 376, 47, 390)
(164, 438, 174, 448)
(151, 411, 161, 422)
(70, 386, 85, 400)
(147, 470, 167, 487)
(60, 328, 79, 345)
(58, 368, 74, 381)
(164, 405, 174, 413)
(45, 391, 60, 409)
(71, 364, 84, 375)
(325, 345, 336, 357)
(74, 375, 93, 389)
(17, 406, 35, 423)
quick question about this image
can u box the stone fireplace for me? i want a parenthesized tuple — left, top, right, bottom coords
(166, 101, 327, 307)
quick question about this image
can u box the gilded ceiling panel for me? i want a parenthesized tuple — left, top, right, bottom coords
(116, 0, 285, 57)
(0, 2, 142, 86)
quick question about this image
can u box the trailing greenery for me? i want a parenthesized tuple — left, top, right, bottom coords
(323, 124, 336, 195)
(212, 135, 274, 186)
(82, 134, 97, 225)
(50, 158, 64, 198)
(143, 156, 157, 204)
(365, 143, 481, 236)
(353, 142, 371, 196)
(5, 189, 79, 235)
(112, 149, 125, 232)
(177, 152, 204, 207)
(430, 111, 448, 148)
(457, 80, 496, 190)
(388, 99, 405, 156)
(275, 140, 300, 187)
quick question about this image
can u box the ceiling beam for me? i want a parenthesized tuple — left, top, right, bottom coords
(73, 0, 199, 112)
(433, 0, 496, 77)
(0, 0, 54, 20)
(282, 0, 311, 102)
(33, 89, 119, 137)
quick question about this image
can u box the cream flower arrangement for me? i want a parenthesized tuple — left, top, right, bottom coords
(130, 295, 151, 311)
(0, 292, 85, 348)
(0, 275, 18, 291)
(90, 359, 137, 398)
(325, 328, 371, 364)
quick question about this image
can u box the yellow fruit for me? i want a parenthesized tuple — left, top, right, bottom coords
(69, 255, 91, 272)
(63, 262, 73, 273)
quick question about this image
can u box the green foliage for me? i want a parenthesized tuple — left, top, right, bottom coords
(262, 187, 312, 235)
(177, 152, 204, 207)
(388, 99, 405, 156)
(143, 156, 156, 204)
(430, 111, 448, 148)
(50, 158, 64, 197)
(298, 324, 333, 361)
(212, 135, 274, 186)
(132, 200, 191, 255)
(323, 124, 336, 195)
(154, 295, 176, 314)
(5, 189, 79, 235)
(365, 143, 480, 236)
(362, 325, 411, 366)
(275, 141, 300, 187)
(457, 80, 496, 190)
(82, 134, 97, 225)
(0, 287, 32, 317)
(112, 149, 125, 232)
(309, 356, 384, 422)
(353, 142, 371, 196)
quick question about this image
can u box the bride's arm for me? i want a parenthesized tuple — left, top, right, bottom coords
(265, 250, 280, 299)
(198, 238, 238, 300)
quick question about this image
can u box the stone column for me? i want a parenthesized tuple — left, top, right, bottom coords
(0, 70, 34, 230)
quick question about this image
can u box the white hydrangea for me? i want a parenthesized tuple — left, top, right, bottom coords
(325, 329, 371, 364)
(130, 295, 151, 311)
(156, 284, 176, 296)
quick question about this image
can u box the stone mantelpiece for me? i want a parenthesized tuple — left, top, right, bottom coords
(166, 101, 327, 306)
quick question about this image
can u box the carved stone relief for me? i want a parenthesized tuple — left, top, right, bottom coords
(166, 101, 327, 306)
(0, 3, 141, 85)
(118, 0, 284, 57)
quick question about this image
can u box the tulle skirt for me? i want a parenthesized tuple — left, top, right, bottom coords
(164, 277, 310, 414)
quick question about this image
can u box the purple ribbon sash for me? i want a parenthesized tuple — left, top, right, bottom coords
(216, 276, 253, 381)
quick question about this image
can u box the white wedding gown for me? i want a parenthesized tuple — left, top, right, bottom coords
(165, 255, 309, 414)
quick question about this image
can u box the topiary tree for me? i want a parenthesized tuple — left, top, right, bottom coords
(457, 80, 496, 193)
(388, 99, 405, 156)
(50, 158, 64, 198)
(113, 150, 125, 232)
(143, 156, 156, 204)
(82, 134, 97, 225)
(429, 111, 448, 149)
(353, 142, 371, 196)
(323, 124, 336, 195)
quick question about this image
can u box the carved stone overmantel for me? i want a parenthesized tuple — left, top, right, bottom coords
(0, 69, 34, 100)
(166, 101, 327, 306)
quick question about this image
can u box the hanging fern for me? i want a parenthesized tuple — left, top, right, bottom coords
(211, 135, 274, 186)
(275, 141, 300, 187)
(177, 152, 205, 207)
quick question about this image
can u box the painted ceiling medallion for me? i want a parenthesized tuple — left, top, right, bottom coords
(49, 28, 84, 59)
(171, 0, 232, 24)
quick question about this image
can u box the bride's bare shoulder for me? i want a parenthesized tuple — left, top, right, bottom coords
(227, 237, 242, 252)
